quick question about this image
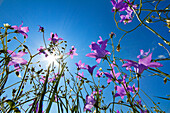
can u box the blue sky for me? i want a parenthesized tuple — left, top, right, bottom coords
(0, 0, 170, 112)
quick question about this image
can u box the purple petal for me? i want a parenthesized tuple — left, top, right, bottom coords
(139, 53, 152, 65)
(7, 50, 16, 56)
(11, 25, 18, 30)
(21, 27, 29, 33)
(147, 62, 163, 68)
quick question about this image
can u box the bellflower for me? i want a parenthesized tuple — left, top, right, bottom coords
(37, 46, 48, 57)
(86, 64, 97, 75)
(115, 83, 138, 99)
(11, 21, 29, 38)
(115, 85, 127, 99)
(84, 94, 96, 112)
(7, 50, 27, 71)
(48, 32, 63, 44)
(111, 0, 127, 12)
(76, 72, 84, 80)
(104, 62, 121, 83)
(122, 51, 163, 74)
(119, 14, 132, 24)
(86, 39, 111, 63)
(75, 60, 86, 70)
(104, 70, 121, 84)
(38, 25, 44, 32)
(67, 46, 78, 59)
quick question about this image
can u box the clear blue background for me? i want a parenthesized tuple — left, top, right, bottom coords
(0, 0, 170, 112)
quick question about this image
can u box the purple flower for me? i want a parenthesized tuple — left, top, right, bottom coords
(111, 0, 128, 12)
(122, 52, 163, 74)
(97, 36, 106, 45)
(67, 46, 78, 59)
(48, 32, 63, 44)
(84, 94, 96, 112)
(119, 14, 132, 24)
(104, 62, 121, 83)
(38, 25, 44, 32)
(128, 83, 138, 93)
(117, 110, 120, 113)
(86, 39, 111, 63)
(11, 21, 29, 38)
(115, 85, 127, 99)
(86, 64, 97, 75)
(7, 50, 27, 71)
(137, 49, 150, 59)
(37, 46, 48, 57)
(115, 82, 138, 99)
(66, 46, 78, 59)
(75, 60, 86, 70)
(95, 70, 103, 77)
(76, 72, 84, 80)
(104, 70, 121, 84)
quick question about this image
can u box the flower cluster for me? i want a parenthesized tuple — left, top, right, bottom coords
(111, 0, 137, 24)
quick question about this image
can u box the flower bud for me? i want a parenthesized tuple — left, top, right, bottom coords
(116, 44, 121, 52)
(99, 67, 102, 71)
(158, 43, 163, 46)
(3, 23, 11, 28)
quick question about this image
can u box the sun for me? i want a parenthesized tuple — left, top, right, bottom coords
(43, 52, 59, 66)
